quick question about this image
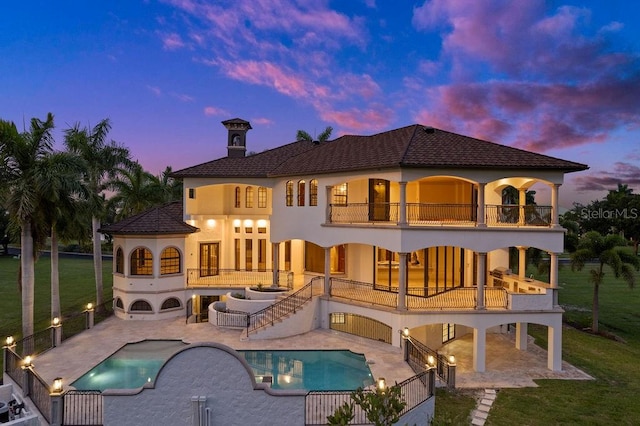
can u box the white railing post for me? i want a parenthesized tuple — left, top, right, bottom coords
(477, 183, 486, 227)
(476, 253, 486, 310)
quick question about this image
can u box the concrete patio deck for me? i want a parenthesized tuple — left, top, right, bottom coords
(28, 316, 591, 393)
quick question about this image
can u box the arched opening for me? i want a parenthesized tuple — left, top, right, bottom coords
(130, 247, 153, 276)
(160, 247, 181, 275)
(160, 297, 182, 311)
(130, 299, 153, 312)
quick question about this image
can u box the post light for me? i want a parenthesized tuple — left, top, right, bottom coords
(402, 327, 410, 339)
(5, 336, 14, 347)
(23, 355, 33, 369)
(86, 303, 94, 311)
(448, 355, 456, 365)
(52, 377, 63, 394)
(427, 355, 435, 368)
(52, 317, 60, 326)
(377, 377, 386, 392)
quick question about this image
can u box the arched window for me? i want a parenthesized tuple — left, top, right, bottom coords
(286, 181, 294, 206)
(115, 297, 124, 310)
(130, 247, 153, 275)
(245, 186, 254, 208)
(235, 186, 241, 208)
(258, 187, 267, 208)
(130, 300, 153, 312)
(309, 179, 318, 206)
(160, 247, 181, 275)
(160, 297, 182, 310)
(298, 180, 306, 206)
(115, 247, 124, 274)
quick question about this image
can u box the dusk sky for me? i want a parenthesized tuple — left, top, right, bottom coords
(2, 0, 639, 208)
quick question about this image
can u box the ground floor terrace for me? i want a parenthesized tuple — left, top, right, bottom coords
(27, 316, 590, 396)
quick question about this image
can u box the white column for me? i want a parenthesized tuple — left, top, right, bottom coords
(399, 181, 407, 225)
(473, 327, 486, 372)
(271, 242, 280, 287)
(518, 188, 526, 225)
(398, 253, 408, 310)
(324, 247, 331, 295)
(476, 252, 486, 310)
(517, 246, 527, 278)
(551, 183, 561, 227)
(477, 182, 486, 227)
(515, 322, 528, 350)
(548, 318, 563, 371)
(549, 251, 560, 306)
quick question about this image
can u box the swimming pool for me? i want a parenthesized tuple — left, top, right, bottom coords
(72, 341, 374, 392)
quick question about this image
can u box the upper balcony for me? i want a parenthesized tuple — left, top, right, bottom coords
(328, 202, 553, 228)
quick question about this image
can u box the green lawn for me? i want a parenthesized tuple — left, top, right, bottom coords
(0, 254, 112, 339)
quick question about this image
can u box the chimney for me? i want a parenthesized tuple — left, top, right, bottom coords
(222, 118, 252, 158)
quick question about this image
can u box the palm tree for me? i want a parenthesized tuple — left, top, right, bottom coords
(107, 162, 158, 220)
(0, 113, 55, 338)
(64, 119, 132, 309)
(153, 166, 183, 203)
(40, 151, 88, 319)
(571, 231, 640, 333)
(296, 126, 333, 142)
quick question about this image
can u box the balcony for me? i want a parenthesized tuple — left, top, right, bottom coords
(328, 203, 552, 227)
(187, 269, 293, 289)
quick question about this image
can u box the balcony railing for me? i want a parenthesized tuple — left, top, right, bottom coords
(328, 202, 552, 227)
(485, 204, 552, 226)
(187, 269, 293, 289)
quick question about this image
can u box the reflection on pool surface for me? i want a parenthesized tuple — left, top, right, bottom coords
(72, 341, 374, 392)
(239, 350, 374, 391)
(71, 340, 187, 391)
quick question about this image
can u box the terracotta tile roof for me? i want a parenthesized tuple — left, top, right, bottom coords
(173, 124, 588, 178)
(99, 202, 198, 235)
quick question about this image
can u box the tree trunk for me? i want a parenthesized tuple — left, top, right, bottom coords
(21, 221, 35, 342)
(92, 216, 104, 309)
(51, 227, 60, 319)
(592, 281, 600, 334)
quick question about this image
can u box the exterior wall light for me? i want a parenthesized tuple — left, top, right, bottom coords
(257, 219, 267, 227)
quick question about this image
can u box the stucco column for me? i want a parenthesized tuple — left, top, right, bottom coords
(325, 185, 333, 223)
(271, 242, 280, 287)
(548, 318, 563, 371)
(398, 252, 408, 310)
(551, 183, 561, 227)
(549, 251, 560, 306)
(515, 322, 528, 350)
(517, 246, 527, 278)
(519, 188, 526, 225)
(473, 327, 486, 372)
(477, 182, 486, 227)
(476, 252, 486, 310)
(399, 181, 407, 226)
(324, 247, 331, 295)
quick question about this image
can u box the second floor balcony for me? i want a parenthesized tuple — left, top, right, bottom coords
(328, 203, 553, 227)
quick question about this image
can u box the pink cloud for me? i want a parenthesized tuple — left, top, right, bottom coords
(203, 106, 229, 116)
(161, 32, 186, 50)
(251, 117, 273, 126)
(146, 85, 162, 97)
(573, 162, 640, 192)
(219, 60, 315, 99)
(319, 105, 394, 133)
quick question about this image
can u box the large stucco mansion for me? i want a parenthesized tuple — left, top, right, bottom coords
(100, 118, 588, 373)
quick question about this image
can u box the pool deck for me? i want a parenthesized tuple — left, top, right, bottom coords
(30, 317, 591, 392)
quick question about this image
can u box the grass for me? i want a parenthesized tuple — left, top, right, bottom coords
(0, 254, 113, 339)
(432, 388, 478, 425)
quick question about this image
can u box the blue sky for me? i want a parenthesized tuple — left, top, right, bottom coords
(2, 0, 639, 208)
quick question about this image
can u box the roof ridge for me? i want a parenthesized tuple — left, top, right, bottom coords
(400, 124, 420, 164)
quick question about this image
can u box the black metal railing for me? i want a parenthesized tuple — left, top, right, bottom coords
(405, 337, 452, 386)
(15, 327, 54, 357)
(26, 367, 52, 423)
(329, 313, 392, 344)
(246, 277, 324, 336)
(329, 203, 399, 223)
(63, 390, 103, 425)
(486, 204, 552, 226)
(305, 371, 432, 425)
(407, 203, 476, 223)
(187, 269, 293, 289)
(330, 278, 398, 308)
(4, 346, 23, 386)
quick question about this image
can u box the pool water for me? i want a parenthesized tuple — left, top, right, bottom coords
(72, 341, 373, 392)
(239, 349, 374, 391)
(72, 340, 187, 392)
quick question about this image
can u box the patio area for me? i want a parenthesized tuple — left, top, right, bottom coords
(28, 316, 591, 392)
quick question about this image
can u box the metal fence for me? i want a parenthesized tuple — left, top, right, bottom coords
(26, 367, 52, 423)
(305, 371, 432, 425)
(329, 203, 400, 224)
(407, 203, 476, 223)
(330, 278, 398, 308)
(15, 327, 54, 358)
(63, 390, 103, 426)
(486, 204, 552, 226)
(405, 337, 453, 387)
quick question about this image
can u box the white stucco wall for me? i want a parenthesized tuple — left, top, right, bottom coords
(103, 343, 306, 426)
